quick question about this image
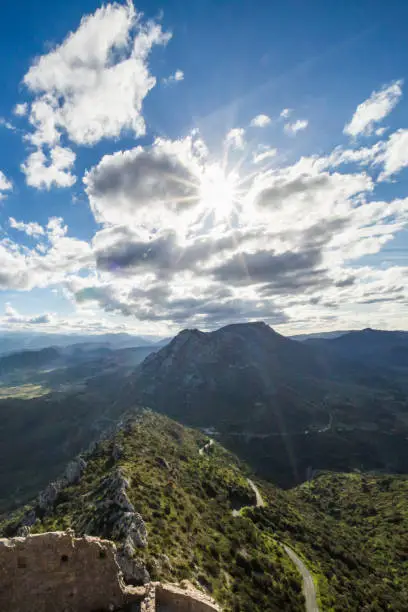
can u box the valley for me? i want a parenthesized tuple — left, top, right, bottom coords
(1, 323, 408, 610)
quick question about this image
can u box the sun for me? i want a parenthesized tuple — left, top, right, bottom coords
(199, 164, 239, 220)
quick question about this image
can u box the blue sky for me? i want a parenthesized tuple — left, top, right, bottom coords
(0, 0, 407, 336)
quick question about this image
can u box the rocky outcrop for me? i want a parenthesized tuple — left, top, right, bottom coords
(64, 457, 87, 485)
(14, 455, 89, 531)
(117, 537, 150, 584)
(113, 511, 148, 549)
(38, 482, 60, 511)
(100, 467, 149, 584)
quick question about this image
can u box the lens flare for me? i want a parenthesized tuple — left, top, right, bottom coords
(199, 164, 239, 220)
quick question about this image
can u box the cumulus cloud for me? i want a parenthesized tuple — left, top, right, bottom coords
(0, 118, 16, 131)
(92, 225, 257, 280)
(13, 103, 28, 117)
(280, 108, 292, 119)
(69, 119, 408, 332)
(377, 129, 408, 180)
(9, 217, 45, 237)
(3, 303, 52, 326)
(20, 1, 171, 187)
(3, 52, 408, 333)
(67, 276, 288, 329)
(284, 119, 308, 135)
(21, 146, 76, 189)
(252, 149, 277, 164)
(84, 136, 203, 232)
(0, 217, 93, 291)
(344, 80, 403, 137)
(225, 127, 245, 150)
(211, 248, 324, 288)
(163, 69, 184, 84)
(250, 114, 271, 128)
(0, 171, 12, 199)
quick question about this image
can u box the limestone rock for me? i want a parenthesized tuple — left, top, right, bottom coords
(112, 512, 148, 549)
(38, 482, 60, 511)
(117, 538, 150, 585)
(64, 457, 87, 485)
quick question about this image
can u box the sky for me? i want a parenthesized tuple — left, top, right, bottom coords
(0, 0, 407, 337)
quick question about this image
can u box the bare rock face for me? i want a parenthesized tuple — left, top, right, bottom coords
(112, 512, 148, 549)
(117, 536, 150, 585)
(64, 457, 87, 485)
(105, 468, 135, 512)
(98, 467, 149, 585)
(38, 482, 60, 511)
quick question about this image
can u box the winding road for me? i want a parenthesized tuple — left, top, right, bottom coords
(246, 478, 265, 508)
(283, 545, 319, 612)
(199, 438, 319, 612)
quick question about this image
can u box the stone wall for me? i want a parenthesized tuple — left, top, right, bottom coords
(155, 583, 220, 612)
(0, 532, 220, 612)
(0, 531, 143, 612)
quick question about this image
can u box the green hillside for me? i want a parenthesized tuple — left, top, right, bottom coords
(249, 472, 408, 611)
(1, 410, 304, 612)
(2, 408, 408, 611)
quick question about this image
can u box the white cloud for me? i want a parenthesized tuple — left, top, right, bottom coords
(21, 145, 76, 189)
(252, 148, 277, 164)
(0, 117, 16, 131)
(9, 217, 45, 237)
(13, 103, 28, 117)
(2, 303, 52, 326)
(280, 108, 292, 119)
(284, 119, 308, 135)
(73, 124, 408, 331)
(0, 216, 93, 291)
(225, 127, 245, 150)
(250, 114, 271, 128)
(344, 80, 403, 137)
(84, 136, 202, 233)
(20, 1, 171, 187)
(0, 171, 12, 199)
(163, 69, 184, 85)
(376, 129, 408, 180)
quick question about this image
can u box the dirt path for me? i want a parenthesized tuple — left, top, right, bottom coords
(283, 545, 319, 612)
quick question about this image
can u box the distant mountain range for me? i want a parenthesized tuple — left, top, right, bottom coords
(304, 327, 408, 367)
(1, 321, 408, 509)
(0, 330, 169, 355)
(125, 322, 408, 485)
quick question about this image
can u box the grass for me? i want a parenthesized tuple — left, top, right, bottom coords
(1, 410, 304, 612)
(0, 384, 50, 399)
(2, 408, 407, 610)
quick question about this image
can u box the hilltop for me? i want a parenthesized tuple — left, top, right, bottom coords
(1, 410, 305, 611)
(2, 409, 408, 610)
(126, 322, 408, 485)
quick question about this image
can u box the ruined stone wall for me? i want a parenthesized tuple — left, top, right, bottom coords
(0, 531, 133, 612)
(0, 532, 220, 612)
(155, 583, 220, 612)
